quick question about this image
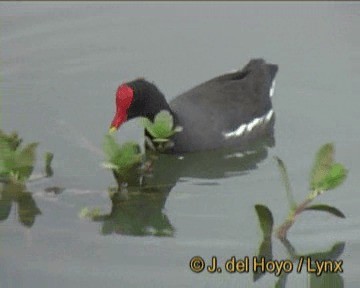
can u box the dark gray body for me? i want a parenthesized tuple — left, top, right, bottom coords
(169, 59, 278, 153)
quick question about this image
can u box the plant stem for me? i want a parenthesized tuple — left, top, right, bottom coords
(276, 198, 312, 240)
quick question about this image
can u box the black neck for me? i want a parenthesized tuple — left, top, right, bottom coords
(126, 79, 174, 122)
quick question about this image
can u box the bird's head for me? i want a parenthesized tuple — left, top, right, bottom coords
(109, 84, 134, 133)
(109, 79, 171, 133)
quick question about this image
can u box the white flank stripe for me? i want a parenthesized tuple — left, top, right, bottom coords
(223, 109, 274, 139)
(269, 80, 276, 97)
(246, 117, 261, 132)
(227, 68, 239, 74)
(265, 109, 274, 121)
(224, 152, 244, 159)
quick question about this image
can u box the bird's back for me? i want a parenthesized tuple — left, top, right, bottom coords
(169, 59, 278, 153)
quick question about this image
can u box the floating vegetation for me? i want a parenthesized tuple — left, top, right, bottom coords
(0, 129, 54, 184)
(0, 130, 55, 227)
(102, 111, 183, 187)
(102, 134, 143, 188)
(79, 207, 103, 219)
(0, 130, 38, 183)
(139, 110, 182, 152)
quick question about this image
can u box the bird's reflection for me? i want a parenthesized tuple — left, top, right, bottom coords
(92, 131, 275, 237)
(91, 187, 174, 237)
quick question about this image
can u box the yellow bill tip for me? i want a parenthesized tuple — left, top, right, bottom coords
(109, 127, 117, 134)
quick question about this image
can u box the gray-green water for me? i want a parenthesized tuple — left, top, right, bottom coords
(1, 2, 360, 287)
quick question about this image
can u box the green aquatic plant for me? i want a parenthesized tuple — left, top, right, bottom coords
(0, 130, 22, 150)
(139, 110, 182, 151)
(254, 204, 345, 287)
(0, 130, 54, 183)
(0, 130, 38, 183)
(79, 207, 103, 219)
(102, 134, 143, 186)
(0, 130, 53, 227)
(44, 152, 54, 177)
(253, 143, 347, 284)
(254, 143, 347, 242)
(275, 143, 347, 239)
(309, 143, 347, 197)
(253, 205, 274, 282)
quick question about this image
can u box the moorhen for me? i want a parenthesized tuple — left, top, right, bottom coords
(109, 59, 278, 153)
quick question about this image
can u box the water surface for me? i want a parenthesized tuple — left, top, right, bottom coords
(1, 2, 360, 287)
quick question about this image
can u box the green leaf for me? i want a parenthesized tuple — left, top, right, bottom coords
(152, 138, 170, 143)
(274, 157, 297, 210)
(310, 143, 347, 192)
(15, 142, 38, 180)
(139, 110, 181, 140)
(0, 148, 13, 178)
(254, 204, 273, 282)
(255, 204, 274, 238)
(79, 207, 102, 219)
(253, 238, 273, 282)
(44, 152, 54, 167)
(44, 152, 54, 177)
(311, 143, 334, 188)
(154, 110, 173, 132)
(150, 111, 174, 139)
(0, 132, 20, 180)
(173, 126, 183, 133)
(258, 239, 272, 259)
(317, 163, 347, 191)
(17, 142, 38, 165)
(302, 242, 345, 262)
(102, 135, 142, 173)
(304, 204, 345, 218)
(139, 117, 153, 130)
(274, 272, 289, 288)
(307, 242, 345, 288)
(139, 117, 160, 138)
(113, 142, 142, 170)
(310, 273, 343, 288)
(0, 130, 22, 150)
(294, 242, 345, 288)
(139, 111, 182, 152)
(0, 131, 41, 182)
(103, 134, 120, 161)
(101, 162, 119, 170)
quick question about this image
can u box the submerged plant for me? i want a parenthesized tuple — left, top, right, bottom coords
(139, 110, 182, 151)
